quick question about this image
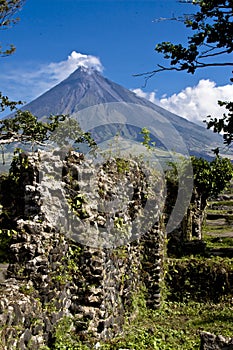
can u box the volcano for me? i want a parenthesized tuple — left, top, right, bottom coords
(18, 67, 223, 159)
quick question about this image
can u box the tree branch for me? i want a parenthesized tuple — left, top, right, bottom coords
(134, 61, 233, 77)
(134, 62, 233, 86)
(134, 64, 185, 77)
(0, 134, 46, 146)
(199, 49, 232, 58)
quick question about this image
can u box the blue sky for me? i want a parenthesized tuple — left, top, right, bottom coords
(1, 0, 233, 124)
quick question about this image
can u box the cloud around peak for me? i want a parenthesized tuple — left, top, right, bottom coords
(47, 51, 104, 82)
(2, 50, 232, 127)
(0, 51, 104, 103)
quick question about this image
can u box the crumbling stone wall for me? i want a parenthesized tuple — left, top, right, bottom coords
(200, 331, 233, 350)
(0, 150, 165, 348)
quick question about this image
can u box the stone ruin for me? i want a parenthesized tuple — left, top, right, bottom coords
(0, 150, 165, 349)
(200, 332, 233, 350)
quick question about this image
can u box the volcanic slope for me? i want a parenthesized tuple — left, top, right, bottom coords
(18, 67, 223, 159)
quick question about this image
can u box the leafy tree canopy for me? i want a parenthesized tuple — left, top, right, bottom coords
(191, 155, 233, 201)
(166, 155, 233, 207)
(0, 111, 67, 146)
(205, 100, 233, 146)
(146, 0, 233, 76)
(0, 92, 23, 113)
(0, 111, 97, 151)
(0, 1, 25, 114)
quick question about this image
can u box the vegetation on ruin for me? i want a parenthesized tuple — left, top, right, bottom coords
(49, 297, 233, 349)
(1, 2, 233, 349)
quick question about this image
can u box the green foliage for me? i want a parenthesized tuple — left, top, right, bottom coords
(208, 199, 233, 207)
(0, 1, 26, 116)
(0, 92, 22, 113)
(204, 235, 233, 249)
(0, 227, 16, 261)
(0, 0, 25, 56)
(0, 111, 71, 145)
(166, 256, 233, 302)
(8, 147, 31, 183)
(154, 1, 233, 74)
(0, 172, 19, 261)
(165, 159, 189, 221)
(49, 116, 97, 151)
(165, 156, 232, 241)
(205, 100, 233, 145)
(115, 157, 130, 173)
(0, 111, 67, 147)
(114, 216, 128, 230)
(50, 245, 82, 287)
(67, 193, 87, 216)
(198, 156, 231, 191)
(19, 283, 35, 295)
(140, 127, 156, 150)
(98, 298, 233, 349)
(166, 156, 233, 206)
(51, 316, 90, 350)
(0, 113, 97, 162)
(142, 0, 233, 144)
(38, 295, 233, 349)
(191, 155, 233, 199)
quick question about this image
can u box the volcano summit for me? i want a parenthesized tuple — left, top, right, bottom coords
(18, 67, 222, 159)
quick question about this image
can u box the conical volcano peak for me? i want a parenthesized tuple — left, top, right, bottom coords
(17, 65, 222, 159)
(65, 66, 101, 82)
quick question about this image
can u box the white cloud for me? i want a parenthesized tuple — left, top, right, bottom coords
(133, 80, 233, 125)
(0, 51, 104, 103)
(46, 51, 103, 82)
(132, 88, 159, 105)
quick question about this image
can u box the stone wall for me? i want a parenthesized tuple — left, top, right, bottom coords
(0, 150, 164, 348)
(200, 332, 233, 350)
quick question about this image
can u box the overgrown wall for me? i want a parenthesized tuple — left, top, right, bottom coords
(0, 150, 165, 349)
(166, 257, 233, 302)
